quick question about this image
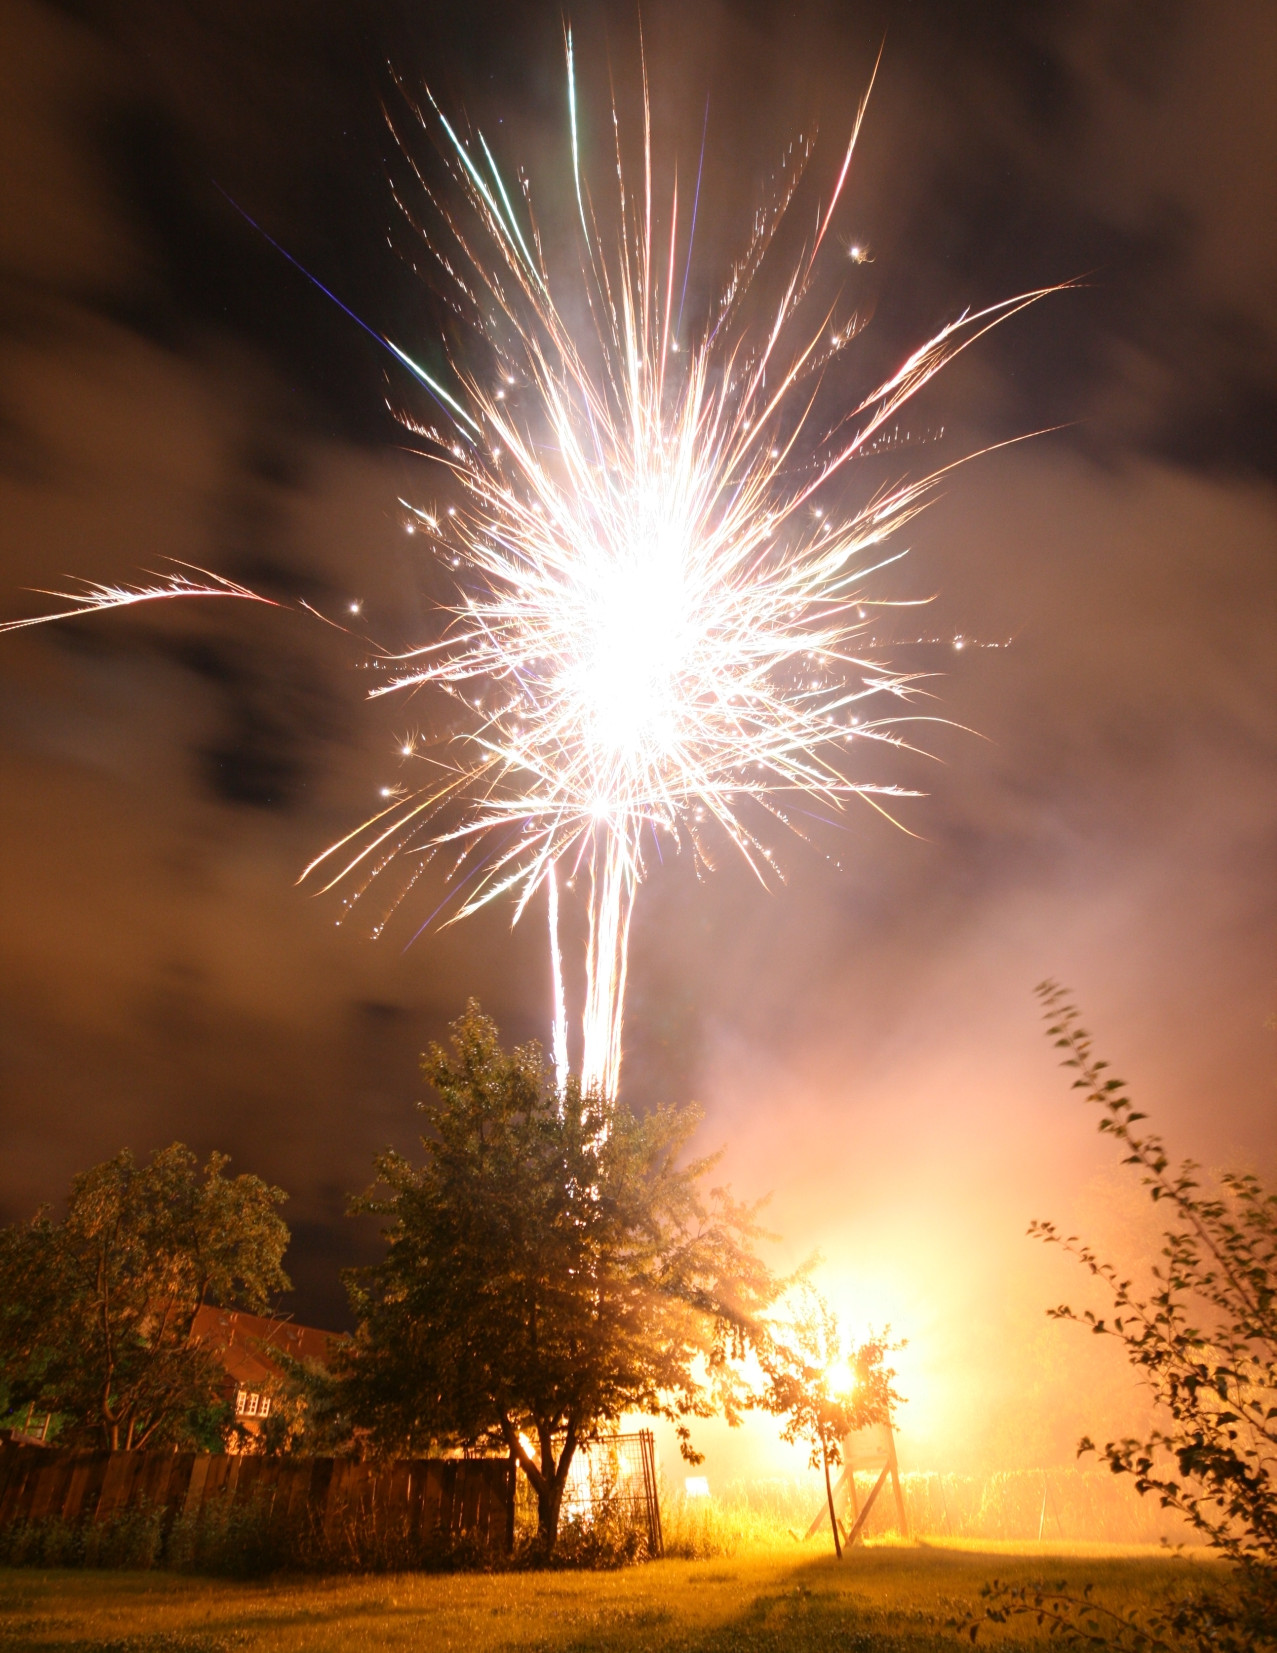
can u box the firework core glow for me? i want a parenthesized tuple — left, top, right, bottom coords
(2, 37, 1053, 1101)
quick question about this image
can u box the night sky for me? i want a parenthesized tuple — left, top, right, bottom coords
(1, 0, 1275, 1477)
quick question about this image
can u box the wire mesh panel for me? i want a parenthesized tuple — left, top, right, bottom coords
(559, 1430, 662, 1557)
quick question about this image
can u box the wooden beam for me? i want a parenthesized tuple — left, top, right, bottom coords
(842, 1461, 890, 1548)
(887, 1425, 908, 1537)
(803, 1419, 904, 1543)
(803, 1461, 849, 1540)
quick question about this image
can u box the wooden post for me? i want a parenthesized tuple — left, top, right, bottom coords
(842, 1461, 890, 1548)
(803, 1461, 848, 1540)
(506, 1444, 518, 1556)
(801, 1419, 906, 1545)
(887, 1424, 908, 1537)
(638, 1430, 663, 1559)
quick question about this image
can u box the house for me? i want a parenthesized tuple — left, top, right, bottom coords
(1, 1308, 343, 1451)
(189, 1306, 341, 1446)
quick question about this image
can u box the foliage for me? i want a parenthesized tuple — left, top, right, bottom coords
(337, 1002, 775, 1553)
(969, 1574, 1263, 1652)
(962, 983, 1277, 1649)
(536, 1480, 649, 1570)
(252, 1348, 359, 1458)
(756, 1284, 898, 1557)
(0, 1143, 290, 1451)
(0, 1499, 495, 1577)
(0, 1505, 171, 1571)
(1034, 983, 1277, 1569)
(660, 1466, 1192, 1555)
(659, 1478, 807, 1558)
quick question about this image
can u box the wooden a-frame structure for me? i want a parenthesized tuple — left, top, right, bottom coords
(802, 1419, 908, 1548)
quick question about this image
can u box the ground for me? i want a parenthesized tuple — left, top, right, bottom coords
(0, 1542, 1218, 1651)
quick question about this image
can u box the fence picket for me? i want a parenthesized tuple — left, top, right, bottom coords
(0, 1444, 513, 1555)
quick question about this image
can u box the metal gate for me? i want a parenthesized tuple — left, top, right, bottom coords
(559, 1429, 662, 1558)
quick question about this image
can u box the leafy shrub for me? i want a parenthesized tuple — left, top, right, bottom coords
(0, 1499, 499, 1577)
(962, 985, 1277, 1652)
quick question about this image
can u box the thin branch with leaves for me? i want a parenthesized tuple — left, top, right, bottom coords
(956, 982, 1277, 1650)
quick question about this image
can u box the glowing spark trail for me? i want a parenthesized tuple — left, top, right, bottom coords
(323, 53, 1052, 1099)
(0, 567, 276, 631)
(3, 43, 1053, 1100)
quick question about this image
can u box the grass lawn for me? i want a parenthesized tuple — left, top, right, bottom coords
(0, 1541, 1219, 1652)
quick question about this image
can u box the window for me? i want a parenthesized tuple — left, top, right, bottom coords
(20, 1404, 51, 1443)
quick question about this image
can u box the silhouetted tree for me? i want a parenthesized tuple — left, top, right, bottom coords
(758, 1284, 897, 1556)
(0, 1144, 289, 1451)
(339, 1003, 774, 1554)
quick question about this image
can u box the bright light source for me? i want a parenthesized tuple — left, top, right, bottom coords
(825, 1358, 857, 1394)
(684, 1477, 710, 1498)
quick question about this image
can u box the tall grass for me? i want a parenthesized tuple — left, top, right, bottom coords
(893, 1468, 1192, 1545)
(661, 1466, 1195, 1559)
(661, 1487, 797, 1558)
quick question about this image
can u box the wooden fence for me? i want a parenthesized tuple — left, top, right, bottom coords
(0, 1444, 514, 1557)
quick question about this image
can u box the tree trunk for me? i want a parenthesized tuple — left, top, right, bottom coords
(501, 1413, 579, 1558)
(823, 1442, 843, 1559)
(536, 1478, 565, 1553)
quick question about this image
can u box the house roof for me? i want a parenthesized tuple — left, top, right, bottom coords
(190, 1306, 341, 1391)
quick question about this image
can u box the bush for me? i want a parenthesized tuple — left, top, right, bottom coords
(0, 1499, 500, 1577)
(962, 985, 1277, 1652)
(509, 1449, 654, 1569)
(0, 1505, 168, 1570)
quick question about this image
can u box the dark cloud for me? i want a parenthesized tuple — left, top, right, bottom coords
(0, 0, 1274, 1469)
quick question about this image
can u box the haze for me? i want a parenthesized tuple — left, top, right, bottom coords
(1, 0, 1274, 1489)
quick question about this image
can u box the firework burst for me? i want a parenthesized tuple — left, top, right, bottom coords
(3, 38, 1052, 1099)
